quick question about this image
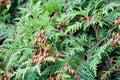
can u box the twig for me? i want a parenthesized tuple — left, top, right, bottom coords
(97, 38, 108, 46)
(92, 24, 99, 42)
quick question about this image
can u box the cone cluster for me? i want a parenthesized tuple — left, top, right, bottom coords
(57, 21, 66, 30)
(63, 66, 76, 75)
(114, 17, 120, 25)
(63, 66, 80, 80)
(0, 0, 11, 5)
(80, 16, 92, 22)
(53, 53, 60, 61)
(30, 29, 49, 64)
(0, 73, 8, 80)
(50, 13, 58, 21)
(47, 74, 61, 80)
(110, 32, 120, 47)
(74, 75, 80, 80)
(0, 69, 12, 80)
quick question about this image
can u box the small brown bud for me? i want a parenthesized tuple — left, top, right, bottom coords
(80, 17, 86, 21)
(44, 54, 48, 58)
(64, 66, 70, 72)
(36, 33, 41, 37)
(33, 55, 36, 59)
(44, 46, 50, 53)
(56, 74, 61, 80)
(38, 38, 42, 42)
(39, 53, 44, 56)
(51, 13, 58, 21)
(74, 75, 80, 80)
(38, 56, 44, 62)
(118, 35, 120, 40)
(115, 17, 120, 25)
(41, 34, 44, 38)
(3, 73, 7, 77)
(43, 39, 46, 44)
(57, 25, 61, 30)
(41, 38, 45, 43)
(60, 21, 66, 27)
(110, 40, 117, 47)
(115, 33, 120, 38)
(3, 77, 8, 80)
(70, 70, 76, 75)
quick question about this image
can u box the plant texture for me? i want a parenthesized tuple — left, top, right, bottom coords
(0, 0, 120, 80)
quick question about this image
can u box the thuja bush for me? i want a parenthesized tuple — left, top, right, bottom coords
(0, 0, 120, 80)
(0, 0, 27, 45)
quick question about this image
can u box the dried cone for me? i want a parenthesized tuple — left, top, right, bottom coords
(38, 56, 44, 62)
(39, 46, 42, 50)
(3, 73, 7, 78)
(36, 33, 41, 37)
(32, 59, 36, 64)
(80, 17, 86, 21)
(38, 38, 42, 42)
(60, 21, 66, 27)
(57, 25, 61, 30)
(74, 75, 80, 80)
(41, 38, 45, 43)
(51, 13, 58, 21)
(6, 68, 13, 74)
(41, 34, 44, 38)
(53, 57, 58, 61)
(115, 17, 120, 25)
(64, 66, 70, 72)
(53, 53, 60, 61)
(110, 39, 117, 47)
(44, 54, 48, 58)
(33, 55, 37, 59)
(0, 0, 3, 3)
(44, 46, 50, 53)
(117, 34, 120, 39)
(80, 16, 92, 22)
(70, 70, 76, 75)
(115, 33, 120, 38)
(43, 39, 46, 44)
(47, 76, 54, 80)
(57, 21, 66, 30)
(35, 59, 39, 63)
(4, 77, 8, 80)
(39, 52, 44, 56)
(110, 40, 117, 47)
(86, 16, 92, 22)
(56, 74, 61, 80)
(0, 0, 11, 5)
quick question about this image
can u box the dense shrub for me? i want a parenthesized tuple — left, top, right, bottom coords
(0, 0, 120, 80)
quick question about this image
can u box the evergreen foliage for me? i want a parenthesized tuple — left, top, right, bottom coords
(0, 0, 120, 80)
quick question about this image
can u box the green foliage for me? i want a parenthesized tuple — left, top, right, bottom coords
(0, 0, 120, 80)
